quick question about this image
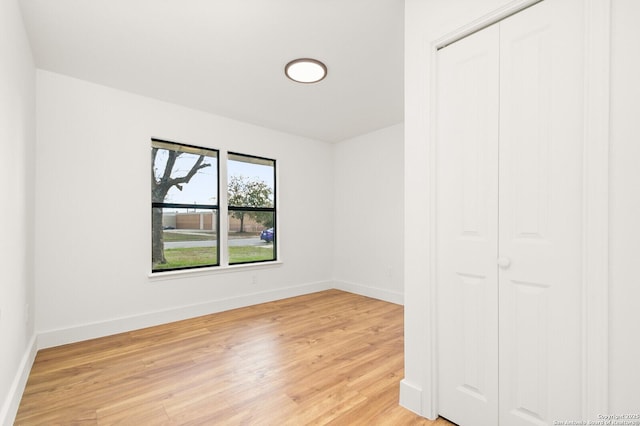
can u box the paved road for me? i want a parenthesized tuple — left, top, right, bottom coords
(165, 237, 269, 249)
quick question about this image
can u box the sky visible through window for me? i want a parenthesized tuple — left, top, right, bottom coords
(153, 150, 274, 206)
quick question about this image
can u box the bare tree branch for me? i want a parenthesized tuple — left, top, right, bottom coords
(161, 150, 180, 184)
(167, 155, 210, 188)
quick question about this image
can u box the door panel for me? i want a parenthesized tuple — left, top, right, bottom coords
(499, 0, 584, 424)
(507, 279, 550, 424)
(436, 23, 500, 426)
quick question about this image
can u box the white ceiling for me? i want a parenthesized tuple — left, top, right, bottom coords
(19, 0, 404, 143)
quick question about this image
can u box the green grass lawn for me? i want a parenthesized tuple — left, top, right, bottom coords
(162, 231, 216, 242)
(153, 247, 218, 270)
(228, 245, 275, 264)
(162, 231, 259, 242)
(153, 245, 274, 270)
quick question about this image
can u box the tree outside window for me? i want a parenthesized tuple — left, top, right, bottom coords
(151, 140, 218, 271)
(227, 153, 276, 265)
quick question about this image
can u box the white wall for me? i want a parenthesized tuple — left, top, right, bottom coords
(609, 0, 640, 414)
(404, 0, 640, 418)
(0, 0, 37, 423)
(34, 70, 334, 347)
(333, 124, 404, 304)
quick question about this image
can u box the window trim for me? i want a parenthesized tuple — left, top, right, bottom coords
(147, 259, 283, 281)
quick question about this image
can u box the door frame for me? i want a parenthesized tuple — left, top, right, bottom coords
(423, 0, 611, 420)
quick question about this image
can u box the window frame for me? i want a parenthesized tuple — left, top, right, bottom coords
(150, 141, 280, 276)
(151, 138, 220, 273)
(226, 151, 277, 266)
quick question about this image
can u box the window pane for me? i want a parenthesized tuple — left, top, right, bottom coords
(227, 154, 274, 208)
(228, 211, 275, 264)
(152, 141, 218, 206)
(153, 208, 218, 271)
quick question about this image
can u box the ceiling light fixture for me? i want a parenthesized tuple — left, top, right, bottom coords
(285, 58, 327, 84)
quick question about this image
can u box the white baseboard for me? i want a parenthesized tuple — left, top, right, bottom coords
(0, 334, 37, 426)
(37, 281, 332, 349)
(10, 281, 404, 424)
(332, 280, 404, 305)
(399, 379, 423, 417)
(37, 281, 404, 350)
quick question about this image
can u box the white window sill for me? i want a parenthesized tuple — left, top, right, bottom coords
(148, 260, 283, 282)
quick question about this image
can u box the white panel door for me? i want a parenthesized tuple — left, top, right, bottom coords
(436, 23, 500, 426)
(498, 0, 584, 424)
(437, 1, 586, 425)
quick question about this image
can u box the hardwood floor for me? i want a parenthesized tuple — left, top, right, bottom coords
(16, 290, 453, 425)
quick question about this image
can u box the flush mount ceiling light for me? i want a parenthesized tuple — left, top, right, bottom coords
(285, 58, 327, 84)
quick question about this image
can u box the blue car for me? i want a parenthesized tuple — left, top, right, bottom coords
(260, 228, 274, 243)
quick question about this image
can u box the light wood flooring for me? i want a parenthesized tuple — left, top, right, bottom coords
(16, 289, 453, 425)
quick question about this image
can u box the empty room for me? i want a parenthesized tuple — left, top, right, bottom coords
(1, 0, 638, 425)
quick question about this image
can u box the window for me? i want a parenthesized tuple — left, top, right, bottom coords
(151, 140, 219, 272)
(151, 141, 277, 273)
(227, 153, 276, 264)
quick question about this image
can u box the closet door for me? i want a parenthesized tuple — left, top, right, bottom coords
(498, 0, 584, 424)
(436, 23, 500, 426)
(437, 1, 586, 425)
